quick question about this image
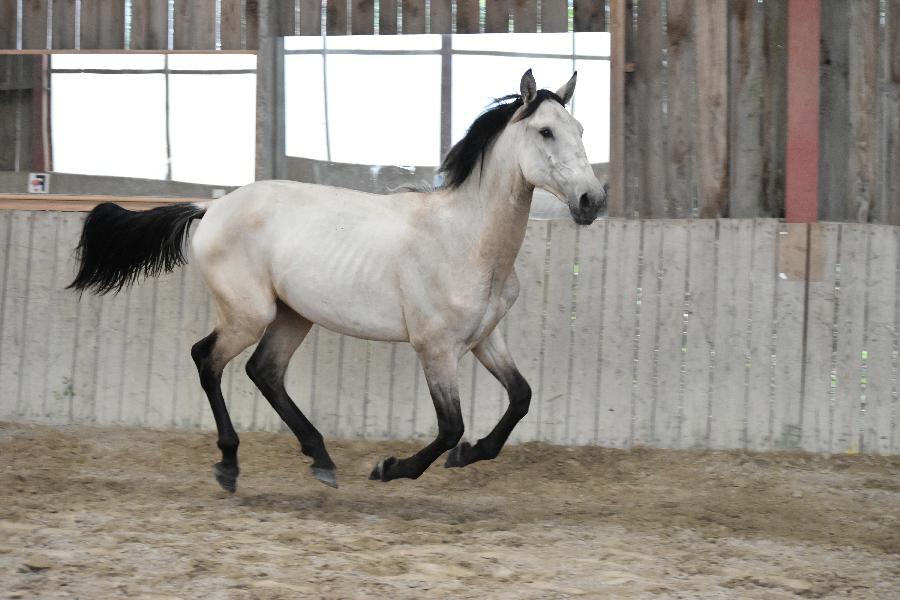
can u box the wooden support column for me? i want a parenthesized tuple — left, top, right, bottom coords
(784, 0, 820, 223)
(30, 54, 49, 172)
(608, 0, 626, 217)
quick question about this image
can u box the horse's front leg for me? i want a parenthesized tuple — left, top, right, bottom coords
(445, 326, 531, 468)
(370, 348, 463, 482)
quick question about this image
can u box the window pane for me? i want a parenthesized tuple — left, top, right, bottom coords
(51, 73, 168, 179)
(168, 74, 257, 186)
(451, 56, 573, 143)
(573, 59, 611, 163)
(325, 54, 441, 165)
(284, 54, 328, 160)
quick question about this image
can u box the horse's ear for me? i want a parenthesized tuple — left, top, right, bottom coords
(556, 72, 577, 105)
(520, 69, 537, 105)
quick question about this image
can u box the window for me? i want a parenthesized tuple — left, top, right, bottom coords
(50, 54, 256, 186)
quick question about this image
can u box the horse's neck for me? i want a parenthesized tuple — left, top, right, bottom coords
(446, 137, 533, 279)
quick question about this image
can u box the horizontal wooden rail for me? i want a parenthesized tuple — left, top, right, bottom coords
(0, 194, 205, 212)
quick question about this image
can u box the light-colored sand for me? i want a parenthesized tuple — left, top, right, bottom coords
(1, 422, 898, 599)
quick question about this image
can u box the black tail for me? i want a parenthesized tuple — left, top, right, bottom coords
(68, 202, 207, 295)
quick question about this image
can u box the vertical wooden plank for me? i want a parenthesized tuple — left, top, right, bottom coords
(506, 222, 547, 442)
(312, 327, 342, 437)
(832, 224, 867, 453)
(574, 0, 605, 32)
(430, 0, 451, 33)
(485, 0, 509, 33)
(391, 344, 422, 438)
(634, 0, 664, 218)
(802, 223, 839, 453)
(785, 0, 821, 223)
(512, 0, 537, 32)
(80, 0, 125, 49)
(456, 0, 479, 33)
(652, 221, 689, 448)
(608, 0, 626, 217)
(402, 0, 426, 33)
(220, 0, 244, 49)
(729, 0, 765, 217)
(130, 0, 168, 50)
(52, 0, 77, 49)
(680, 220, 717, 448)
(537, 221, 577, 442)
(379, 0, 398, 34)
(245, 0, 261, 48)
(861, 226, 897, 454)
(762, 1, 787, 218)
(633, 220, 663, 445)
(0, 0, 16, 49)
(21, 0, 48, 49)
(817, 0, 850, 222)
(352, 0, 374, 34)
(569, 220, 607, 445)
(708, 220, 753, 449)
(144, 270, 183, 428)
(847, 1, 879, 222)
(298, 0, 321, 36)
(18, 213, 55, 421)
(171, 259, 211, 429)
(541, 0, 568, 32)
(666, 0, 696, 218)
(0, 212, 29, 420)
(174, 0, 215, 50)
(745, 220, 779, 450)
(326, 0, 348, 35)
(364, 341, 393, 438)
(338, 337, 369, 437)
(772, 223, 807, 449)
(118, 281, 157, 426)
(272, 0, 297, 36)
(694, 0, 727, 218)
(92, 279, 129, 425)
(44, 215, 81, 423)
(596, 220, 641, 448)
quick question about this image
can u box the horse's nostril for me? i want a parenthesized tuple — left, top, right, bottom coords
(579, 193, 591, 211)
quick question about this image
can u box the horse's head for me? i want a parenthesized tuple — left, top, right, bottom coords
(512, 70, 607, 225)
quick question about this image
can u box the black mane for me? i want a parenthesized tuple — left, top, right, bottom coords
(438, 89, 564, 189)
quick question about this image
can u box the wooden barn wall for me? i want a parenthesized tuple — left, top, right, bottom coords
(623, 0, 897, 223)
(0, 211, 898, 456)
(0, 1, 609, 49)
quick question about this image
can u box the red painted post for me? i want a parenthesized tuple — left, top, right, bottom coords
(784, 0, 821, 223)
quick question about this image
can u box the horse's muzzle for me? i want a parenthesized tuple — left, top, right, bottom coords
(570, 186, 607, 225)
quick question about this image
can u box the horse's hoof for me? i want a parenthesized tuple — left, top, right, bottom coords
(311, 467, 338, 489)
(369, 456, 397, 482)
(444, 441, 471, 468)
(213, 463, 238, 493)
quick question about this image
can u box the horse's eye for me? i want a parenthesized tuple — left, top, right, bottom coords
(539, 128, 554, 139)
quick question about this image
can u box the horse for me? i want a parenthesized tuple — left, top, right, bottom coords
(68, 69, 607, 492)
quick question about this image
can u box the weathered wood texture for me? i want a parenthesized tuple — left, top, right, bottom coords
(3, 212, 897, 456)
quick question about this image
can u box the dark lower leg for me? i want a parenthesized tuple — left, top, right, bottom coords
(246, 350, 336, 482)
(446, 370, 531, 468)
(192, 332, 241, 492)
(371, 382, 463, 482)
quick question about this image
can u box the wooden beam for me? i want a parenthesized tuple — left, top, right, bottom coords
(635, 0, 664, 218)
(665, 0, 696, 218)
(694, 0, 728, 218)
(784, 0, 820, 223)
(608, 0, 625, 217)
(30, 54, 49, 171)
(0, 194, 202, 212)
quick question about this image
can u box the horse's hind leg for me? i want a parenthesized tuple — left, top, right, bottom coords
(192, 297, 275, 493)
(245, 301, 338, 488)
(445, 326, 531, 468)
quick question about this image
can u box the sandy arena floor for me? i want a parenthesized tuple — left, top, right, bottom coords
(1, 421, 898, 599)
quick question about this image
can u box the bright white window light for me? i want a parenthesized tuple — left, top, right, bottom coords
(51, 73, 168, 180)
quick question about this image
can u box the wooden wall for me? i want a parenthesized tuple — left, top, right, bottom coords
(623, 0, 897, 223)
(1, 210, 897, 455)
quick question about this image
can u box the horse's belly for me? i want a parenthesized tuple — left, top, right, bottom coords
(275, 271, 409, 342)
